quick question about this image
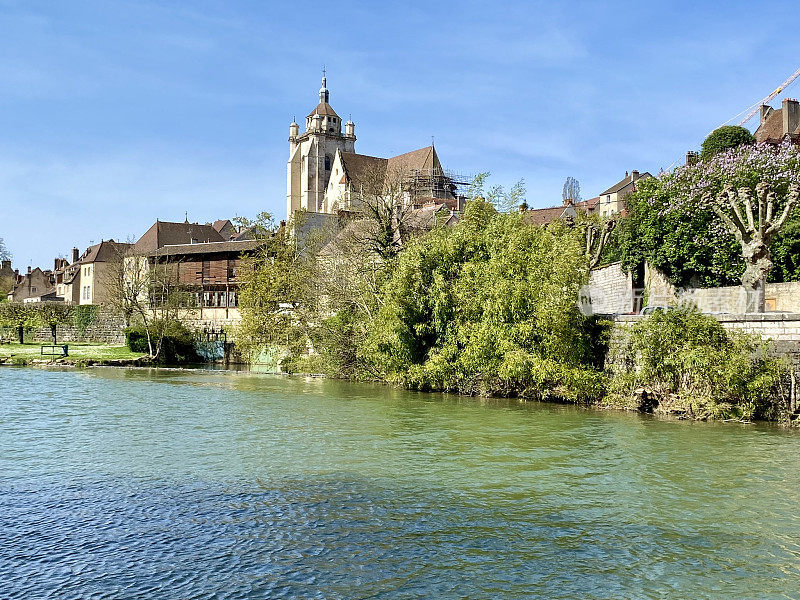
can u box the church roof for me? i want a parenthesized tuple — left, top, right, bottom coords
(339, 146, 440, 190)
(307, 102, 339, 119)
(386, 146, 437, 175)
(339, 152, 387, 189)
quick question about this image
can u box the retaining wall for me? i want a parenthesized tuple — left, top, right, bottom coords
(33, 309, 126, 345)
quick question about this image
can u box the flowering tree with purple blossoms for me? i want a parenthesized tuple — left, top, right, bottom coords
(667, 141, 800, 311)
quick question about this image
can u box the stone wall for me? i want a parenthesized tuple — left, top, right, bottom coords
(33, 309, 126, 344)
(681, 281, 800, 314)
(176, 307, 241, 336)
(586, 262, 633, 315)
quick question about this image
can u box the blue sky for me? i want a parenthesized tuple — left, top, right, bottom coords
(2, 0, 799, 268)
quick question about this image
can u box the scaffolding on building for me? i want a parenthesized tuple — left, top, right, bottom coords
(405, 167, 472, 205)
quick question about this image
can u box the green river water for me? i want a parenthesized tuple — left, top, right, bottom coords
(1, 366, 799, 599)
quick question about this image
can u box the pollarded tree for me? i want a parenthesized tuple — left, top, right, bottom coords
(711, 183, 798, 310)
(669, 141, 800, 311)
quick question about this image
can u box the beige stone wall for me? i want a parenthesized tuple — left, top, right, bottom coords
(614, 313, 800, 343)
(644, 264, 676, 306)
(680, 281, 800, 314)
(175, 307, 241, 335)
(587, 262, 634, 314)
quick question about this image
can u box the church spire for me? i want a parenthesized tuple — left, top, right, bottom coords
(319, 68, 329, 103)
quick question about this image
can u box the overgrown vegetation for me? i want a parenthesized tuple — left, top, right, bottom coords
(368, 200, 603, 400)
(230, 166, 796, 422)
(72, 305, 100, 337)
(607, 142, 800, 290)
(125, 320, 198, 364)
(608, 309, 790, 421)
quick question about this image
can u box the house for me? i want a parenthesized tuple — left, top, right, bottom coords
(59, 240, 133, 305)
(286, 76, 464, 218)
(0, 260, 17, 297)
(8, 267, 57, 303)
(146, 239, 259, 318)
(131, 219, 259, 321)
(597, 170, 651, 217)
(754, 98, 800, 145)
(520, 169, 648, 227)
(133, 220, 225, 254)
(522, 197, 600, 227)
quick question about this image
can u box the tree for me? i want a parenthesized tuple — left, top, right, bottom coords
(342, 165, 424, 260)
(105, 246, 188, 358)
(711, 183, 798, 310)
(369, 202, 602, 399)
(671, 141, 800, 311)
(584, 218, 616, 269)
(770, 218, 800, 282)
(0, 238, 13, 298)
(235, 212, 318, 361)
(562, 176, 582, 203)
(606, 175, 743, 288)
(0, 302, 34, 343)
(467, 172, 526, 213)
(34, 302, 73, 343)
(700, 126, 755, 159)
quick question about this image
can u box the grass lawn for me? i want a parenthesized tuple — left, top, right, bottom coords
(0, 342, 147, 362)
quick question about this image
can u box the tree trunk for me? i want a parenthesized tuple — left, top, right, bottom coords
(16, 325, 23, 344)
(741, 277, 766, 313)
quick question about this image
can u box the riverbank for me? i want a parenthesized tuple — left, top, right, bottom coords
(0, 342, 147, 366)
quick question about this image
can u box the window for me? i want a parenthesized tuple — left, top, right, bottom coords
(325, 155, 331, 170)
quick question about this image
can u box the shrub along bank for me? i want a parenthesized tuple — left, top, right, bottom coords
(606, 309, 791, 421)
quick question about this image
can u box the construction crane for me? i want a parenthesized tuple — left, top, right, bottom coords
(715, 66, 800, 132)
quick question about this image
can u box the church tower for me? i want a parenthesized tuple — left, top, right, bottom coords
(287, 74, 356, 217)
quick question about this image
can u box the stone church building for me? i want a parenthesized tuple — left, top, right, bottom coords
(286, 76, 461, 218)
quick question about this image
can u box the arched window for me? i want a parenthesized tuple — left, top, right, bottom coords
(325, 155, 332, 170)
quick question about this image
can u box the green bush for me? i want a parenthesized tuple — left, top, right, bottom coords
(614, 308, 789, 420)
(125, 319, 199, 364)
(368, 203, 605, 401)
(700, 126, 754, 158)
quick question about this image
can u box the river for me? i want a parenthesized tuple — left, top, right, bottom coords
(1, 367, 799, 599)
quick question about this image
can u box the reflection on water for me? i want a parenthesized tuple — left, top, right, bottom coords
(1, 367, 799, 599)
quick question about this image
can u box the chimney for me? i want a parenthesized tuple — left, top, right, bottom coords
(686, 151, 699, 166)
(72, 247, 79, 263)
(631, 170, 639, 182)
(760, 104, 774, 124)
(782, 98, 800, 135)
(1, 260, 9, 270)
(27, 266, 31, 275)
